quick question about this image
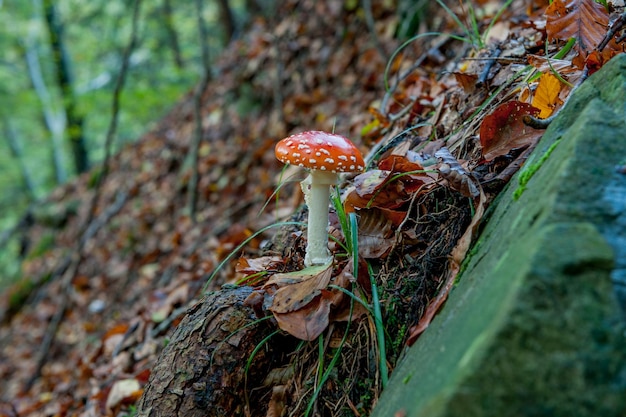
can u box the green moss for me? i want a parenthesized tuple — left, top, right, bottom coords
(513, 138, 561, 200)
(372, 54, 626, 417)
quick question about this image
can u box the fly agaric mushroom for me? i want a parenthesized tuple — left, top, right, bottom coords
(275, 131, 364, 267)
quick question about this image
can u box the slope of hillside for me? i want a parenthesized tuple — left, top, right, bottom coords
(1, 0, 623, 415)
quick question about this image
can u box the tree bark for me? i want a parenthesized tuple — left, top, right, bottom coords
(216, 0, 236, 43)
(0, 114, 37, 199)
(23, 37, 67, 184)
(136, 286, 276, 416)
(42, 0, 89, 174)
(161, 0, 184, 69)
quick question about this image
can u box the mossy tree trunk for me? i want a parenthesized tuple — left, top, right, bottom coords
(136, 286, 281, 416)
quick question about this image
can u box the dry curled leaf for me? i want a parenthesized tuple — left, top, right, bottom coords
(345, 168, 436, 212)
(357, 208, 396, 259)
(272, 294, 332, 341)
(266, 263, 333, 313)
(435, 147, 479, 198)
(263, 261, 365, 340)
(236, 256, 283, 274)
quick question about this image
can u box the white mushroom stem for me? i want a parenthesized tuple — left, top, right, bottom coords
(301, 170, 337, 267)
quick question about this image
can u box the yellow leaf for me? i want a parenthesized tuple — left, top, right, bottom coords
(360, 118, 381, 136)
(532, 73, 562, 119)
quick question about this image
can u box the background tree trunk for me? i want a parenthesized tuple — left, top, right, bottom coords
(0, 114, 36, 200)
(216, 0, 236, 43)
(42, 0, 89, 174)
(23, 35, 67, 184)
(161, 0, 184, 69)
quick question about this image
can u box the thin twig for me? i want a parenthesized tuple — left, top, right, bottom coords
(477, 47, 500, 86)
(598, 11, 626, 52)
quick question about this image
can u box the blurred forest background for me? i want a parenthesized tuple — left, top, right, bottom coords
(0, 0, 422, 287)
(0, 0, 281, 284)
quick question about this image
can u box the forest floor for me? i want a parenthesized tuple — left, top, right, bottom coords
(1, 0, 624, 416)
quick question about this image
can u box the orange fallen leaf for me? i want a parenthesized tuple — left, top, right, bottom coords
(545, 0, 608, 58)
(378, 154, 425, 173)
(453, 71, 478, 93)
(103, 323, 130, 340)
(532, 72, 563, 118)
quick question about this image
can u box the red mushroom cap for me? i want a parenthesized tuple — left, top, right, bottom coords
(275, 131, 365, 173)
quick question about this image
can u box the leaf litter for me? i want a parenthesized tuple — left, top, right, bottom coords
(1, 0, 625, 415)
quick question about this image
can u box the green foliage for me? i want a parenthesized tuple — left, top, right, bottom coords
(595, 0, 609, 11)
(0, 0, 237, 215)
(395, 0, 430, 39)
(120, 405, 138, 417)
(0, 0, 255, 284)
